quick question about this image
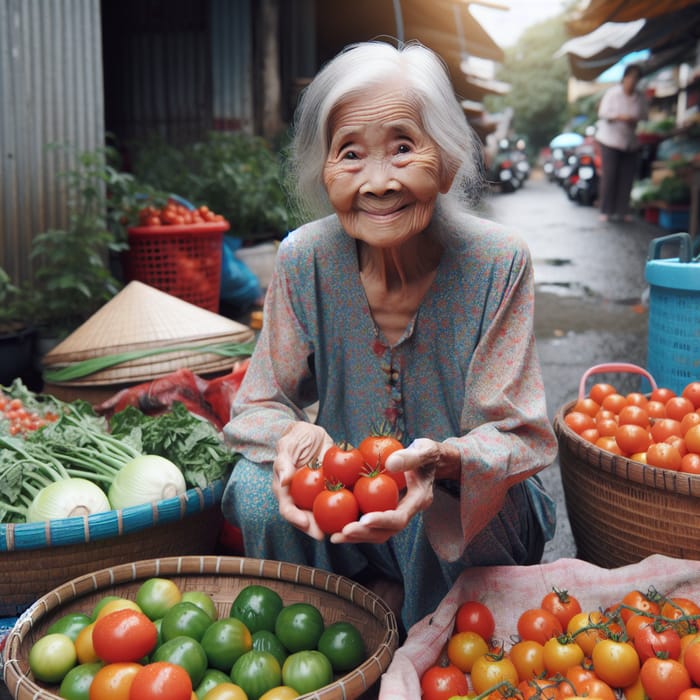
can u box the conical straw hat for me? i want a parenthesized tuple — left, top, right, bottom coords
(43, 281, 255, 384)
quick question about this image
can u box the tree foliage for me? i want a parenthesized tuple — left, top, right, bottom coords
(485, 15, 571, 153)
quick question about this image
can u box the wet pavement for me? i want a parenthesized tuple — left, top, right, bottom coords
(479, 169, 665, 562)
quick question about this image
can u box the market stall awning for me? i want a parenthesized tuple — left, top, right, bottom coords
(557, 4, 700, 80)
(565, 0, 700, 37)
(315, 0, 506, 101)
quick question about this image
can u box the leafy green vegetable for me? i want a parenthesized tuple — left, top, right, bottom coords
(109, 402, 236, 489)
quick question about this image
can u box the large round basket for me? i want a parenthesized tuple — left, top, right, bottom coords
(554, 402, 700, 568)
(0, 480, 225, 617)
(3, 556, 399, 700)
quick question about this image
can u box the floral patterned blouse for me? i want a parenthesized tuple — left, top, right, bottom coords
(224, 206, 558, 562)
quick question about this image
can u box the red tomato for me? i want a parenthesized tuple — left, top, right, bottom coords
(454, 600, 496, 640)
(517, 608, 563, 645)
(358, 434, 406, 490)
(353, 471, 399, 513)
(419, 663, 469, 700)
(618, 405, 650, 428)
(541, 588, 582, 629)
(92, 609, 158, 663)
(665, 397, 696, 422)
(650, 418, 682, 443)
(565, 411, 595, 434)
(650, 386, 676, 403)
(589, 382, 617, 405)
(129, 661, 192, 700)
(615, 424, 651, 454)
(289, 462, 325, 510)
(646, 442, 682, 471)
(682, 639, 700, 685)
(322, 443, 365, 488)
(634, 622, 681, 662)
(640, 657, 691, 700)
(312, 487, 359, 534)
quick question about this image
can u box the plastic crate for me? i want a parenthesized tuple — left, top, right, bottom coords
(124, 221, 229, 312)
(645, 233, 700, 394)
(658, 206, 690, 232)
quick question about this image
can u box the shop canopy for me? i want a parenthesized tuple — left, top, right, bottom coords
(315, 0, 508, 103)
(557, 1, 700, 80)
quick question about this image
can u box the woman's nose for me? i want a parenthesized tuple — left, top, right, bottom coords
(359, 159, 400, 195)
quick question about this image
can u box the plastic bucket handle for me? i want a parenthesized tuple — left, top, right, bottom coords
(647, 232, 692, 263)
(578, 362, 658, 401)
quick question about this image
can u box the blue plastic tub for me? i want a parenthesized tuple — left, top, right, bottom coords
(645, 233, 700, 394)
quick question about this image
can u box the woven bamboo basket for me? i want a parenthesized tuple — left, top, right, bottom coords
(0, 480, 225, 617)
(554, 363, 700, 568)
(3, 556, 399, 700)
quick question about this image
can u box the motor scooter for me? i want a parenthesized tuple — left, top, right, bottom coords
(564, 145, 599, 206)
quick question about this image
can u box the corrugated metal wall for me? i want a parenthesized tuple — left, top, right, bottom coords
(0, 0, 105, 285)
(211, 0, 253, 132)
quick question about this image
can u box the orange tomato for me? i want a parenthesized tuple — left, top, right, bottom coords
(646, 400, 667, 419)
(680, 411, 700, 436)
(589, 382, 617, 405)
(646, 442, 682, 471)
(614, 424, 651, 455)
(685, 424, 700, 454)
(650, 418, 682, 443)
(650, 386, 676, 403)
(681, 452, 700, 474)
(665, 396, 696, 422)
(602, 393, 628, 414)
(682, 381, 700, 409)
(618, 405, 650, 428)
(574, 397, 601, 417)
(565, 411, 595, 434)
(626, 392, 649, 408)
(595, 436, 624, 455)
(89, 662, 142, 700)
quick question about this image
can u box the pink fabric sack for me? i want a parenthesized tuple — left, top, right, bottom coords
(380, 554, 700, 699)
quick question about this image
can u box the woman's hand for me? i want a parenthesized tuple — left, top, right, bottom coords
(273, 422, 334, 540)
(331, 438, 461, 545)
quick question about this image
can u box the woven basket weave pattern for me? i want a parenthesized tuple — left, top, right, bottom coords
(4, 556, 399, 700)
(555, 400, 700, 568)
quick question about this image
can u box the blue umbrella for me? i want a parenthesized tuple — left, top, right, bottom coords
(550, 132, 585, 149)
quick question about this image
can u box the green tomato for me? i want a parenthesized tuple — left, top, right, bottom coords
(231, 650, 282, 700)
(274, 603, 324, 653)
(151, 634, 209, 687)
(317, 620, 366, 672)
(161, 601, 213, 642)
(182, 590, 218, 621)
(200, 617, 253, 672)
(252, 630, 288, 668)
(46, 612, 92, 642)
(230, 584, 283, 634)
(195, 668, 233, 699)
(28, 633, 77, 683)
(135, 577, 182, 620)
(281, 650, 333, 695)
(58, 661, 103, 700)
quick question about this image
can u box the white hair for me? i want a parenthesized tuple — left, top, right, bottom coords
(285, 40, 485, 222)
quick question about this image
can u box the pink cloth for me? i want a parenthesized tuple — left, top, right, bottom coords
(379, 554, 700, 699)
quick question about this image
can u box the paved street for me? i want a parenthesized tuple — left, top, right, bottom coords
(479, 168, 665, 562)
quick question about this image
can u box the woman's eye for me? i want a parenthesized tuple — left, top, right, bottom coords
(396, 143, 411, 154)
(342, 150, 359, 160)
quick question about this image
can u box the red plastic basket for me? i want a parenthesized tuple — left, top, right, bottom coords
(124, 221, 229, 312)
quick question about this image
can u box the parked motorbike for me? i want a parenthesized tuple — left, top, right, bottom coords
(563, 145, 599, 206)
(490, 139, 530, 193)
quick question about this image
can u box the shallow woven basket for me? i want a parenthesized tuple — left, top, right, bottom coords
(0, 480, 224, 617)
(3, 556, 399, 700)
(554, 366, 700, 568)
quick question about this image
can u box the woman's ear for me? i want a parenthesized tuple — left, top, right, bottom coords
(439, 161, 459, 194)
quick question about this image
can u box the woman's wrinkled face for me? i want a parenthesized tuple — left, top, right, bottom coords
(322, 85, 451, 247)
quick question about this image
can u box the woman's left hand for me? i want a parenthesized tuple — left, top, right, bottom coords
(330, 438, 460, 544)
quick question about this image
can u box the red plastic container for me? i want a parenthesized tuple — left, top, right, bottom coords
(124, 221, 229, 312)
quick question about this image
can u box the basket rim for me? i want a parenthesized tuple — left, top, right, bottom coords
(4, 555, 399, 700)
(554, 400, 700, 497)
(0, 479, 224, 553)
(128, 221, 230, 235)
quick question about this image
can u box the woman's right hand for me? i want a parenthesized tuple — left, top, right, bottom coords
(273, 422, 334, 539)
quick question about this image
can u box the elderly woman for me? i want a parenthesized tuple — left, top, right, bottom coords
(222, 41, 556, 632)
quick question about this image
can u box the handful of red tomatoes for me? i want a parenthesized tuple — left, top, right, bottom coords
(290, 434, 406, 535)
(421, 587, 700, 700)
(136, 200, 225, 228)
(564, 380, 700, 473)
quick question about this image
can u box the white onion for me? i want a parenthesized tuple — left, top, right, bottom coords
(108, 454, 186, 510)
(27, 478, 111, 522)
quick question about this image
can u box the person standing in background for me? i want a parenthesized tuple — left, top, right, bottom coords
(595, 63, 648, 223)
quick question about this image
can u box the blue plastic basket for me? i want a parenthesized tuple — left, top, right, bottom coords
(645, 233, 700, 395)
